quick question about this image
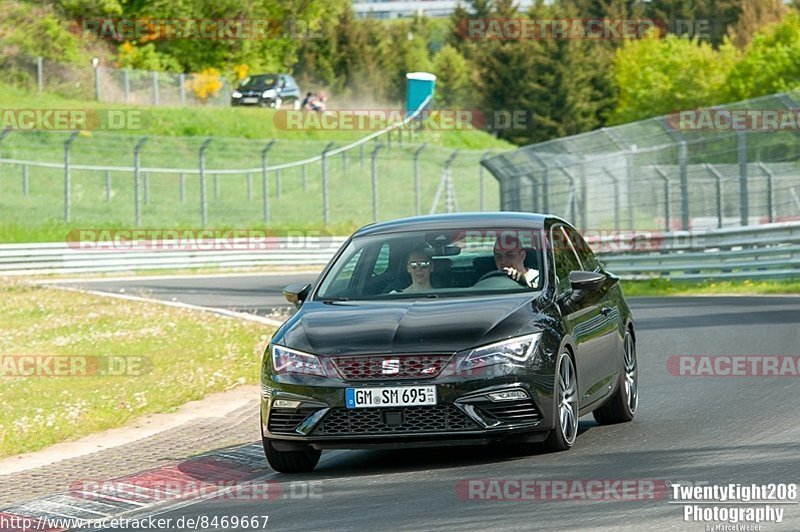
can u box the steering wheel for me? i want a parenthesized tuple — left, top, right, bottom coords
(476, 270, 513, 283)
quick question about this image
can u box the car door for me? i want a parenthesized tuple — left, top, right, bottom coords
(551, 224, 610, 408)
(564, 225, 621, 397)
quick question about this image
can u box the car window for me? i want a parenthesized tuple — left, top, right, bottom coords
(315, 228, 545, 300)
(552, 225, 582, 295)
(564, 226, 601, 272)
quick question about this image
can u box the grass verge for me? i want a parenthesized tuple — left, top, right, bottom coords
(0, 279, 273, 458)
(622, 278, 800, 297)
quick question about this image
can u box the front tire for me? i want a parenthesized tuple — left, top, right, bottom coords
(593, 330, 638, 425)
(262, 438, 321, 473)
(544, 351, 579, 452)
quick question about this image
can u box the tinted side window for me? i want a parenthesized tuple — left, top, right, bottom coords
(552, 226, 582, 294)
(564, 226, 600, 272)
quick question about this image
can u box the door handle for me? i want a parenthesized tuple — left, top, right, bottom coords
(600, 306, 612, 316)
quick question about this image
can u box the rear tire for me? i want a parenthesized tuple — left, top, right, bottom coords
(593, 330, 638, 425)
(544, 351, 579, 452)
(262, 437, 321, 473)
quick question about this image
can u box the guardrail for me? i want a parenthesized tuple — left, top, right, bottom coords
(0, 237, 347, 275)
(2, 223, 799, 279)
(590, 221, 800, 281)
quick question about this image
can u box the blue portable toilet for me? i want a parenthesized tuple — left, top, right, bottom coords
(406, 72, 436, 117)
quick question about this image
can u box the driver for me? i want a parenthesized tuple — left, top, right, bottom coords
(493, 234, 539, 288)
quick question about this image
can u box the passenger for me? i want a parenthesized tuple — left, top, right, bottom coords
(397, 246, 434, 292)
(493, 234, 539, 288)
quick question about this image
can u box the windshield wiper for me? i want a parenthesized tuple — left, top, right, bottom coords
(320, 296, 350, 303)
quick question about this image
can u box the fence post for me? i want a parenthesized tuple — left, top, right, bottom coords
(93, 61, 100, 101)
(413, 143, 427, 215)
(199, 138, 213, 226)
(0, 128, 11, 197)
(104, 170, 110, 201)
(144, 172, 150, 204)
(37, 57, 44, 93)
(757, 162, 775, 223)
(371, 142, 383, 222)
(179, 74, 186, 106)
(22, 165, 29, 196)
(678, 141, 689, 230)
(302, 164, 307, 191)
(654, 166, 672, 233)
(246, 172, 253, 201)
(602, 169, 620, 230)
(214, 173, 219, 199)
(179, 172, 186, 204)
(705, 163, 724, 229)
(738, 131, 749, 226)
(64, 131, 80, 222)
(321, 142, 334, 224)
(152, 72, 160, 106)
(275, 169, 281, 199)
(558, 164, 577, 222)
(342, 151, 347, 173)
(479, 149, 493, 211)
(261, 140, 276, 223)
(123, 68, 130, 103)
(133, 137, 148, 226)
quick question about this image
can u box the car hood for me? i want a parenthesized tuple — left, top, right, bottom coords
(278, 294, 541, 356)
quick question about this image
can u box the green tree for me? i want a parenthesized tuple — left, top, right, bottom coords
(610, 34, 738, 124)
(725, 12, 800, 100)
(432, 44, 473, 107)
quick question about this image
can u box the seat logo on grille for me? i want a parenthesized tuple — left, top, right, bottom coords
(381, 359, 401, 375)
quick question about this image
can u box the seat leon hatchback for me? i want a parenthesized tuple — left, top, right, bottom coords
(260, 212, 638, 472)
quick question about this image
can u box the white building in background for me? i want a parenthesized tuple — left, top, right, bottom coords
(353, 0, 539, 19)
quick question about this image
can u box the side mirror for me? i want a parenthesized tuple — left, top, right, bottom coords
(569, 271, 606, 294)
(282, 282, 310, 308)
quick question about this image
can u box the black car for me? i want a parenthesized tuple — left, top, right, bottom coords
(261, 212, 638, 472)
(231, 73, 300, 108)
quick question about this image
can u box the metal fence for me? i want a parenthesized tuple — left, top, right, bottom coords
(482, 92, 800, 232)
(0, 127, 499, 228)
(4, 223, 797, 279)
(1, 52, 237, 107)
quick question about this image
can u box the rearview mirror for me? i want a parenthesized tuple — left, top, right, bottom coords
(569, 271, 606, 293)
(282, 283, 310, 307)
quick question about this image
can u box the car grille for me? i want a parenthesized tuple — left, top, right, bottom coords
(476, 399, 541, 424)
(313, 405, 478, 435)
(331, 354, 453, 381)
(268, 407, 319, 434)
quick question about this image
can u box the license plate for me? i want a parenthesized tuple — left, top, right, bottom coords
(346, 386, 436, 409)
(243, 97, 259, 104)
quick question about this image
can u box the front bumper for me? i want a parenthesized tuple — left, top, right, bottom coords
(260, 369, 557, 450)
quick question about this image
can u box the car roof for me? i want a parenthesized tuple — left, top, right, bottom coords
(354, 212, 563, 237)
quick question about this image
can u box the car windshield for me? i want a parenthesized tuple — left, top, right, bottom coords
(315, 228, 545, 300)
(239, 75, 277, 88)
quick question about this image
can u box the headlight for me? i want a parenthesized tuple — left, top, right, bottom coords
(457, 333, 542, 372)
(232, 91, 242, 98)
(262, 89, 277, 98)
(271, 345, 326, 377)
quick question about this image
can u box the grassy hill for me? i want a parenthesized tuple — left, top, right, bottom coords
(0, 83, 513, 242)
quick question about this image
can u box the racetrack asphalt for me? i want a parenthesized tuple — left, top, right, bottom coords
(52, 275, 800, 531)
